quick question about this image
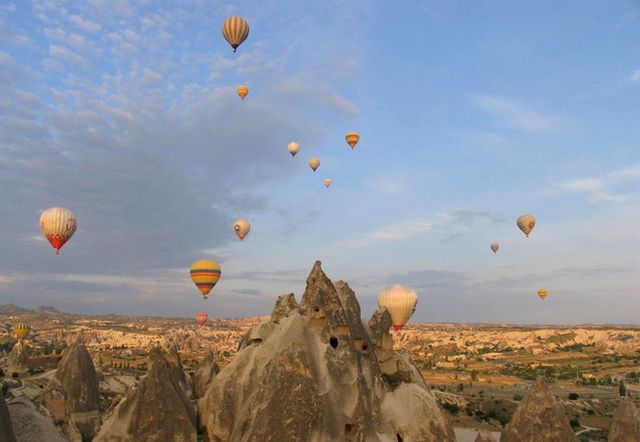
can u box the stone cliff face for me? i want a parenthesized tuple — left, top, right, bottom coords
(608, 398, 640, 442)
(95, 347, 196, 442)
(43, 338, 101, 441)
(500, 377, 578, 442)
(0, 392, 17, 442)
(475, 428, 496, 442)
(199, 261, 454, 442)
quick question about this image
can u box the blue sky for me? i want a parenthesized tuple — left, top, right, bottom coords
(0, 0, 638, 324)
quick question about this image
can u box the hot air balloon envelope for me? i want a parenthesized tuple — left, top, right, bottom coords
(517, 215, 536, 237)
(309, 157, 320, 171)
(232, 219, 251, 241)
(15, 322, 30, 340)
(490, 243, 499, 253)
(288, 142, 299, 157)
(196, 311, 208, 327)
(345, 131, 360, 149)
(190, 260, 221, 299)
(538, 288, 548, 300)
(39, 207, 77, 255)
(236, 85, 249, 100)
(222, 16, 249, 53)
(323, 178, 332, 188)
(377, 285, 418, 331)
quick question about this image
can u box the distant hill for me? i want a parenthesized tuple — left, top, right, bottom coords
(0, 304, 66, 316)
(33, 305, 62, 315)
(0, 303, 32, 315)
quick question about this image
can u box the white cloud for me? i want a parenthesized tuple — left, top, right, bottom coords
(338, 211, 499, 249)
(49, 44, 85, 66)
(474, 95, 564, 132)
(631, 69, 640, 82)
(554, 164, 640, 203)
(68, 14, 102, 33)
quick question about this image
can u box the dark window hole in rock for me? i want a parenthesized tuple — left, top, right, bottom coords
(314, 307, 320, 312)
(345, 424, 352, 433)
(362, 344, 368, 351)
(396, 434, 404, 442)
(330, 336, 339, 349)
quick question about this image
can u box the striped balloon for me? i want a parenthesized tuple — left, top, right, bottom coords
(39, 207, 77, 255)
(15, 322, 30, 340)
(196, 311, 208, 327)
(190, 260, 221, 299)
(222, 16, 249, 53)
(377, 285, 418, 331)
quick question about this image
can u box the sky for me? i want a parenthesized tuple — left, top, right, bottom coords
(0, 0, 638, 324)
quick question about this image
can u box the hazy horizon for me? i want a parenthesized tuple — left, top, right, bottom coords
(1, 1, 639, 324)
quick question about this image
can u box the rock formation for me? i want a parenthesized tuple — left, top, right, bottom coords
(0, 392, 17, 442)
(500, 377, 578, 442)
(475, 428, 497, 442)
(43, 337, 101, 441)
(608, 398, 640, 442)
(95, 347, 197, 442)
(8, 339, 29, 367)
(199, 261, 454, 441)
(194, 349, 220, 399)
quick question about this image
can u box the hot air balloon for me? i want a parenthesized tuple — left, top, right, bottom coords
(377, 285, 418, 331)
(232, 219, 250, 241)
(323, 178, 332, 188)
(538, 288, 548, 300)
(222, 16, 249, 53)
(190, 260, 221, 300)
(288, 142, 299, 157)
(517, 215, 536, 237)
(39, 207, 77, 255)
(345, 131, 360, 149)
(309, 157, 320, 172)
(236, 85, 249, 100)
(196, 311, 208, 327)
(490, 243, 499, 253)
(15, 322, 30, 340)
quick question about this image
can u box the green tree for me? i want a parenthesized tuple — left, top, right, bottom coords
(619, 381, 627, 397)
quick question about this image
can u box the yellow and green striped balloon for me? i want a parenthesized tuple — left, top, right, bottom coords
(15, 322, 30, 340)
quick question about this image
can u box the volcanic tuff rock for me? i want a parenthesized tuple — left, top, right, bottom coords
(500, 377, 578, 442)
(194, 349, 220, 399)
(199, 260, 454, 442)
(43, 337, 101, 441)
(95, 347, 197, 442)
(0, 392, 17, 442)
(608, 398, 640, 442)
(475, 428, 497, 442)
(8, 339, 29, 366)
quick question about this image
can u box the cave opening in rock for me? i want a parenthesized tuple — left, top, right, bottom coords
(396, 433, 403, 442)
(329, 336, 339, 348)
(345, 424, 352, 433)
(362, 344, 368, 351)
(314, 307, 320, 312)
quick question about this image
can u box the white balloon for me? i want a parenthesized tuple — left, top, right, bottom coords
(377, 284, 418, 331)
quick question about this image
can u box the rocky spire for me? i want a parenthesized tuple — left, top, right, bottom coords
(43, 339, 101, 441)
(608, 398, 640, 442)
(95, 347, 197, 441)
(194, 349, 219, 399)
(500, 377, 578, 442)
(199, 261, 454, 441)
(8, 340, 29, 367)
(0, 392, 17, 442)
